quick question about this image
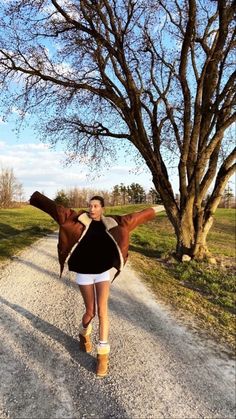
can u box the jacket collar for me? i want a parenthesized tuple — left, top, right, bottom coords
(78, 212, 118, 230)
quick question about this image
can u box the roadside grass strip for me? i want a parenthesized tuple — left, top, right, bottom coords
(0, 206, 57, 262)
(129, 209, 235, 350)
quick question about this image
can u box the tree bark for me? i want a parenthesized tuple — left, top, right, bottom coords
(176, 216, 212, 260)
(192, 226, 212, 259)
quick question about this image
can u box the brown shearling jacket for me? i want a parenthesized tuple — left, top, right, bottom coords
(29, 191, 158, 280)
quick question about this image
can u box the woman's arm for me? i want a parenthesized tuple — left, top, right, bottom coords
(29, 191, 75, 225)
(120, 205, 165, 231)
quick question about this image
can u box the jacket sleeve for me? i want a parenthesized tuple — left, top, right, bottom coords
(120, 207, 156, 231)
(29, 191, 75, 225)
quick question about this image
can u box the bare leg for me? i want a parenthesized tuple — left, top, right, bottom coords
(79, 284, 96, 327)
(95, 281, 110, 342)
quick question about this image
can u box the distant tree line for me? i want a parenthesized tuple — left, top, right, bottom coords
(49, 182, 236, 209)
(0, 166, 234, 209)
(54, 183, 163, 208)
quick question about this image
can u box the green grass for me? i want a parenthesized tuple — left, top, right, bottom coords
(106, 203, 151, 215)
(207, 209, 235, 258)
(172, 261, 235, 311)
(128, 208, 235, 350)
(0, 206, 57, 262)
(0, 204, 235, 350)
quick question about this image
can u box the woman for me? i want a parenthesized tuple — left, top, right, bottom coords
(30, 191, 163, 377)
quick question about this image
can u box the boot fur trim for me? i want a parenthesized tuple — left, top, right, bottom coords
(79, 322, 92, 336)
(97, 343, 110, 355)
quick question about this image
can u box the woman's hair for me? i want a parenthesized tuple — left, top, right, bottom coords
(90, 195, 105, 207)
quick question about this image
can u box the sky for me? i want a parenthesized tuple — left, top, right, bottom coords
(1, 112, 173, 201)
(0, 0, 181, 202)
(1, 112, 234, 202)
(0, 2, 234, 202)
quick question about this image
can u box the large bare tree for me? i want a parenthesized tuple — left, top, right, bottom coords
(0, 0, 235, 259)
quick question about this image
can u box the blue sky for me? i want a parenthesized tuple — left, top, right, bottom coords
(1, 111, 234, 202)
(0, 1, 181, 201)
(0, 2, 233, 202)
(1, 112, 234, 201)
(1, 111, 170, 200)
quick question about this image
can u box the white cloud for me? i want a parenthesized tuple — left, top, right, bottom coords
(54, 62, 74, 77)
(0, 140, 157, 200)
(0, 141, 89, 198)
(12, 106, 30, 117)
(0, 141, 148, 197)
(110, 165, 131, 173)
(42, 0, 81, 23)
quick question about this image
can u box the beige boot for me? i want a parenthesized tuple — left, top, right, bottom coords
(96, 343, 110, 378)
(79, 323, 92, 353)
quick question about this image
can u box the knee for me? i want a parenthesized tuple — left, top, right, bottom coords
(85, 309, 96, 320)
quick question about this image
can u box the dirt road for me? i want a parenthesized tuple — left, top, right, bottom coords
(0, 232, 235, 418)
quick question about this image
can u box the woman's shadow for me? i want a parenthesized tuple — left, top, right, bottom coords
(0, 296, 96, 373)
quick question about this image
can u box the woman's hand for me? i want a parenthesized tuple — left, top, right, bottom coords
(152, 205, 165, 213)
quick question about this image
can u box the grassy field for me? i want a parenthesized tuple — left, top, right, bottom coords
(0, 206, 57, 262)
(0, 204, 235, 350)
(127, 208, 235, 351)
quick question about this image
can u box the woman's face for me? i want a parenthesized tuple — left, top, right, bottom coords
(89, 199, 104, 221)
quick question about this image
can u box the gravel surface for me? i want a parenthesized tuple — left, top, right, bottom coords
(0, 232, 235, 419)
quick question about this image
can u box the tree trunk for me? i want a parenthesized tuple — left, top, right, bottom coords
(192, 214, 214, 259)
(176, 224, 210, 260)
(152, 172, 218, 261)
(175, 206, 214, 260)
(176, 199, 195, 258)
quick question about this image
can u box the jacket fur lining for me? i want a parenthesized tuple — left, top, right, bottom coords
(78, 212, 118, 230)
